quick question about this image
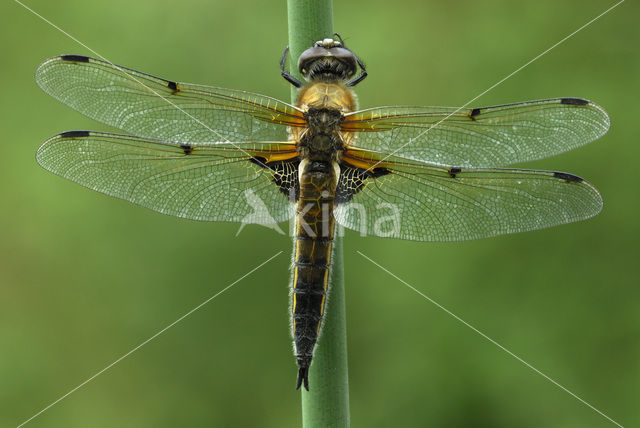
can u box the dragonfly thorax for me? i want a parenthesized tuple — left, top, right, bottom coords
(305, 107, 342, 133)
(299, 108, 344, 159)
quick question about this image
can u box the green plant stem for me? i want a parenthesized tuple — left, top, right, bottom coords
(286, 1, 350, 427)
(301, 236, 349, 427)
(287, 0, 334, 101)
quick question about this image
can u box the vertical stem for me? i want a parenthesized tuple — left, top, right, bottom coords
(286, 0, 334, 101)
(286, 1, 350, 427)
(301, 236, 349, 427)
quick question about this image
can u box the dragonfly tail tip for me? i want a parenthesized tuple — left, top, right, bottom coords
(296, 366, 310, 391)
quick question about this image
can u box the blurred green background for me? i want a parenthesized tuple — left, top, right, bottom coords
(2, 0, 638, 427)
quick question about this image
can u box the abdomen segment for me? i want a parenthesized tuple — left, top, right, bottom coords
(292, 158, 338, 390)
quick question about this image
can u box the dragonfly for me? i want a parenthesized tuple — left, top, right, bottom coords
(35, 36, 609, 391)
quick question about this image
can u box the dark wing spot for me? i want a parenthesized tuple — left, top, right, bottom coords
(448, 167, 462, 178)
(560, 97, 589, 106)
(371, 167, 390, 178)
(180, 144, 193, 155)
(60, 54, 90, 63)
(553, 171, 583, 183)
(60, 130, 90, 138)
(249, 156, 268, 168)
(167, 81, 179, 92)
(336, 163, 390, 204)
(249, 156, 300, 201)
(468, 108, 481, 120)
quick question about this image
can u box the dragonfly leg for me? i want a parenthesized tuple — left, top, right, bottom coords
(281, 46, 303, 88)
(346, 52, 367, 87)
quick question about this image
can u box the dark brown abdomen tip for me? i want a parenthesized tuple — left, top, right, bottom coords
(296, 366, 310, 391)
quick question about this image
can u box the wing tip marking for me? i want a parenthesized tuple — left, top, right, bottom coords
(60, 54, 90, 63)
(59, 130, 91, 138)
(560, 97, 589, 106)
(553, 171, 584, 183)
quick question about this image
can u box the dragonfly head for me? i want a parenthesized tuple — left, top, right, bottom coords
(297, 36, 358, 83)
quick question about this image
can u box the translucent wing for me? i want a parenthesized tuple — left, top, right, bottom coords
(36, 131, 299, 223)
(342, 98, 609, 167)
(35, 55, 305, 143)
(335, 151, 602, 242)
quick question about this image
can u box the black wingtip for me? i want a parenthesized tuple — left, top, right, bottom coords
(60, 54, 90, 63)
(553, 171, 584, 183)
(560, 97, 589, 106)
(59, 130, 91, 138)
(296, 366, 310, 391)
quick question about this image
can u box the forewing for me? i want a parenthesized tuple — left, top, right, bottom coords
(342, 98, 609, 167)
(35, 55, 305, 143)
(36, 131, 299, 223)
(335, 153, 602, 242)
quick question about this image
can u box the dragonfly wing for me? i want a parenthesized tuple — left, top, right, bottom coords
(342, 98, 609, 167)
(334, 152, 602, 242)
(36, 131, 299, 223)
(35, 55, 305, 143)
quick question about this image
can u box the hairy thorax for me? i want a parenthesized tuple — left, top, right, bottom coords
(296, 82, 356, 112)
(294, 82, 357, 162)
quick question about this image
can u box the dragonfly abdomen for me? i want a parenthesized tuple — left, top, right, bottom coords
(292, 158, 338, 390)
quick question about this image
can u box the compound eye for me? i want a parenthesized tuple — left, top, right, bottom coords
(297, 46, 326, 73)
